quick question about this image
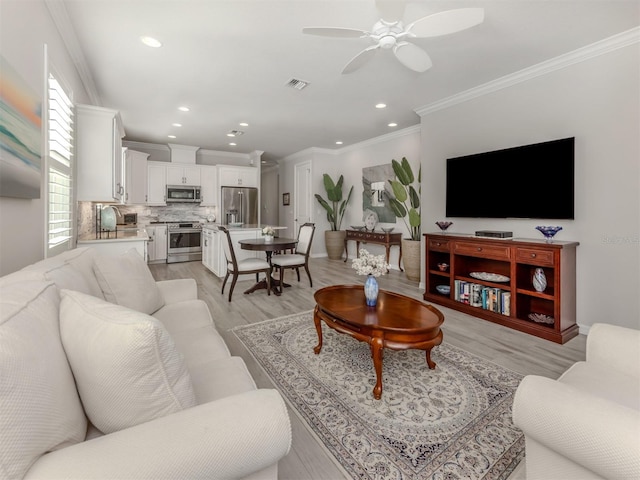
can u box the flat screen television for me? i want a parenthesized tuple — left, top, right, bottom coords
(445, 137, 575, 219)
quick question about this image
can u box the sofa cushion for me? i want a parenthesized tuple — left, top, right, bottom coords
(93, 248, 164, 314)
(559, 361, 640, 411)
(59, 289, 197, 434)
(0, 280, 87, 480)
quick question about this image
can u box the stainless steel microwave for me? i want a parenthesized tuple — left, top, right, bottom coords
(166, 185, 201, 203)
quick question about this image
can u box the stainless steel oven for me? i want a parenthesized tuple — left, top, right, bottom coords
(167, 223, 203, 263)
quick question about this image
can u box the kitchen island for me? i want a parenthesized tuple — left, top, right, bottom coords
(77, 229, 149, 261)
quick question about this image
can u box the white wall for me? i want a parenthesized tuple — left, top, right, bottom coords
(419, 44, 639, 332)
(0, 0, 90, 276)
(278, 128, 421, 264)
(260, 166, 279, 228)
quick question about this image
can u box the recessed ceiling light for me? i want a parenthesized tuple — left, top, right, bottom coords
(388, 122, 398, 127)
(168, 135, 176, 139)
(140, 36, 162, 48)
(229, 142, 237, 146)
(172, 123, 182, 127)
(178, 106, 190, 112)
(375, 103, 387, 109)
(239, 122, 249, 127)
(336, 141, 343, 145)
(227, 133, 236, 137)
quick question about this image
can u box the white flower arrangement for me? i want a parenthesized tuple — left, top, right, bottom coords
(262, 225, 275, 236)
(351, 249, 388, 277)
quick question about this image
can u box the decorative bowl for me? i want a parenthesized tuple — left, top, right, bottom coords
(381, 227, 394, 233)
(436, 285, 451, 295)
(535, 225, 562, 243)
(350, 225, 364, 231)
(435, 221, 453, 232)
(437, 262, 449, 271)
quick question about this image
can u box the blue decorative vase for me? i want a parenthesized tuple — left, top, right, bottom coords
(364, 275, 379, 307)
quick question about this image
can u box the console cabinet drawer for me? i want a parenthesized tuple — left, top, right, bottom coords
(428, 239, 450, 252)
(515, 247, 555, 266)
(453, 241, 511, 260)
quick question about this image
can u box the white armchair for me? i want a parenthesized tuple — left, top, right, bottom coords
(512, 323, 640, 480)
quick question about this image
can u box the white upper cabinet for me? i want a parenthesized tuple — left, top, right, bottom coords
(123, 148, 149, 205)
(200, 165, 217, 206)
(217, 165, 258, 188)
(76, 104, 125, 202)
(147, 161, 167, 205)
(166, 165, 201, 186)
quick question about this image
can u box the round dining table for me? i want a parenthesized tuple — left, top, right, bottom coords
(239, 237, 298, 296)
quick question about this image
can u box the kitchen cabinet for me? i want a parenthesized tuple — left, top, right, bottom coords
(123, 148, 149, 205)
(202, 227, 221, 274)
(166, 165, 201, 186)
(77, 236, 147, 261)
(147, 161, 167, 205)
(203, 226, 259, 280)
(147, 225, 167, 263)
(217, 165, 258, 188)
(200, 165, 218, 206)
(76, 104, 125, 202)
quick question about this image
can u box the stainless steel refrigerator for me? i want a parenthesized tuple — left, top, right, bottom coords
(221, 186, 258, 225)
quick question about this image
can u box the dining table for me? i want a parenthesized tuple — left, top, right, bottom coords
(239, 237, 298, 296)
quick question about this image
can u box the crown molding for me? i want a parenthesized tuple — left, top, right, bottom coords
(45, 0, 101, 106)
(416, 27, 640, 117)
(337, 124, 421, 154)
(123, 140, 169, 152)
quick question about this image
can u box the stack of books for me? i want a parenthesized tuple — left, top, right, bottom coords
(454, 280, 511, 316)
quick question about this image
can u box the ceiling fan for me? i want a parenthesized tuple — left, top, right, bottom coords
(302, 1, 484, 74)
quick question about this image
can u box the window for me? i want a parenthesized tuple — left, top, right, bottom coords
(46, 73, 74, 256)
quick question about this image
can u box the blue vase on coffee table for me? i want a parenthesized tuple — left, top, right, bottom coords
(364, 275, 379, 307)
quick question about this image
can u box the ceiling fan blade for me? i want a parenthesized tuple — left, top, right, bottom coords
(375, 0, 406, 22)
(342, 45, 379, 74)
(408, 8, 484, 38)
(302, 27, 367, 38)
(393, 42, 432, 72)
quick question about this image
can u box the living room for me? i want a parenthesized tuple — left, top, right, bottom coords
(1, 1, 639, 479)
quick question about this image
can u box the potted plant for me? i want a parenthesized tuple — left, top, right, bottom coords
(315, 174, 354, 260)
(387, 157, 422, 281)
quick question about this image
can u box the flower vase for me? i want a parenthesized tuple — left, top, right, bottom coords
(264, 235, 273, 243)
(364, 275, 379, 307)
(533, 267, 547, 292)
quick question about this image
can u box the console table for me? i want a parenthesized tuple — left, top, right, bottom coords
(344, 230, 403, 271)
(424, 233, 579, 344)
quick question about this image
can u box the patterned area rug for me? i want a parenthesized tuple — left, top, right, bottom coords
(232, 311, 525, 480)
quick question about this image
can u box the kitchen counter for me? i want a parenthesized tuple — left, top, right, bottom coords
(202, 224, 286, 231)
(78, 230, 149, 260)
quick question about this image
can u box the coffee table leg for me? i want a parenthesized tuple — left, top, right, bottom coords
(370, 337, 384, 399)
(313, 306, 323, 354)
(426, 347, 437, 369)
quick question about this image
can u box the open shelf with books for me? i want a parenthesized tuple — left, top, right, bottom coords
(424, 233, 579, 344)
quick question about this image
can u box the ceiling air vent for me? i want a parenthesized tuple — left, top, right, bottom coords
(285, 78, 310, 90)
(226, 130, 244, 137)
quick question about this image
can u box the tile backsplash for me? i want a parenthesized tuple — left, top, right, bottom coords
(77, 202, 217, 237)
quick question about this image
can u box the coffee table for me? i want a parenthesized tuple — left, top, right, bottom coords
(313, 285, 444, 399)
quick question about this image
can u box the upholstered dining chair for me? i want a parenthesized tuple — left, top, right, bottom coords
(271, 223, 315, 294)
(219, 226, 271, 302)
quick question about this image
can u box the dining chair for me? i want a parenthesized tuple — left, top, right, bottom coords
(219, 226, 271, 302)
(271, 223, 315, 294)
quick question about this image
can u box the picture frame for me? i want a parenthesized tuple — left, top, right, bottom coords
(282, 192, 290, 206)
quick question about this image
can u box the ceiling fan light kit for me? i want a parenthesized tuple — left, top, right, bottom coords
(302, 3, 484, 74)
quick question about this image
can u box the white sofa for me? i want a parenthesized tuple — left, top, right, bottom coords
(512, 323, 640, 480)
(0, 247, 291, 480)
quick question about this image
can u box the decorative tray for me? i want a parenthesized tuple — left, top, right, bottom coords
(469, 272, 510, 283)
(528, 312, 554, 325)
(228, 222, 244, 227)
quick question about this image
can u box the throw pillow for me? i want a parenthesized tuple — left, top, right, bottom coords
(93, 248, 164, 314)
(0, 280, 87, 479)
(59, 289, 197, 434)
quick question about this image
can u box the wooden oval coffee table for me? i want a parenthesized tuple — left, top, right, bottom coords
(313, 285, 444, 399)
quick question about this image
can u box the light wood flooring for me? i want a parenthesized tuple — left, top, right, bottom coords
(149, 257, 587, 480)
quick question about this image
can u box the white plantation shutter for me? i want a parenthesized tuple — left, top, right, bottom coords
(47, 73, 74, 254)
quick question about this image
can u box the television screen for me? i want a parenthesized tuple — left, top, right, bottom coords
(446, 137, 575, 219)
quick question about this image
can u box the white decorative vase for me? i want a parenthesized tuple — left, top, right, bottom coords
(533, 268, 547, 292)
(264, 235, 273, 243)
